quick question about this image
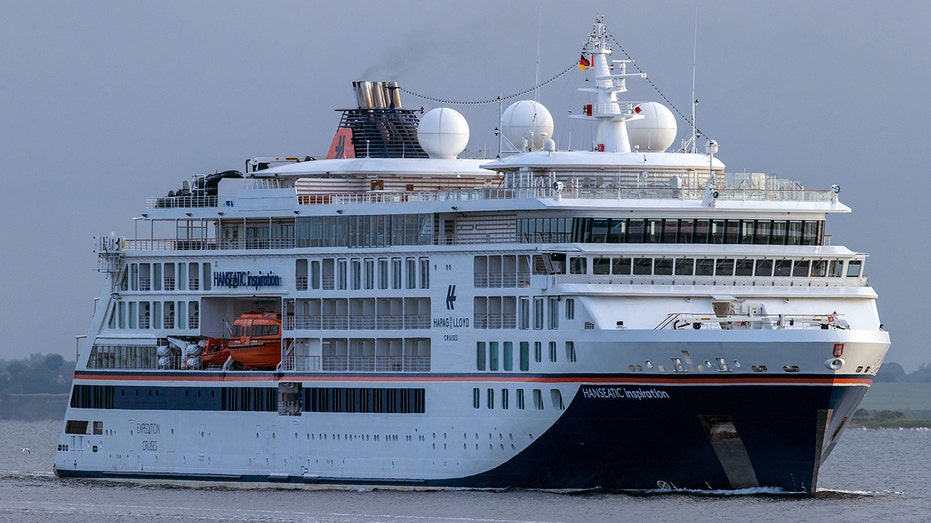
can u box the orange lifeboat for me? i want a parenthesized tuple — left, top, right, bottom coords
(226, 311, 282, 370)
(200, 338, 230, 368)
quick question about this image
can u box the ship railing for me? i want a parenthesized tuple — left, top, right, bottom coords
(295, 185, 836, 206)
(122, 238, 299, 252)
(285, 314, 430, 331)
(555, 273, 868, 288)
(473, 314, 518, 329)
(655, 312, 849, 331)
(321, 356, 430, 372)
(147, 195, 218, 209)
(474, 272, 527, 288)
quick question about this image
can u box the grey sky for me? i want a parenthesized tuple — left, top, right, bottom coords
(1, 0, 927, 369)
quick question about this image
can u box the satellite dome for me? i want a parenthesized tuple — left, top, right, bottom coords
(627, 102, 677, 152)
(501, 100, 554, 151)
(417, 107, 470, 159)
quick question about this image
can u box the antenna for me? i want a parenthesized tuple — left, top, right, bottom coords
(690, 5, 699, 153)
(534, 4, 543, 102)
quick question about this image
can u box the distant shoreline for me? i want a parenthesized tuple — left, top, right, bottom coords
(0, 393, 68, 420)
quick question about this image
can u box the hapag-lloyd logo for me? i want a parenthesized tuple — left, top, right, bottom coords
(213, 271, 281, 289)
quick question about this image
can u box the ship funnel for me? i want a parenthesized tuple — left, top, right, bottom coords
(384, 81, 402, 108)
(370, 81, 386, 108)
(354, 81, 375, 108)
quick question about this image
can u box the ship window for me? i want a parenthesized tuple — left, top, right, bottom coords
(321, 259, 334, 290)
(489, 342, 499, 371)
(364, 259, 374, 290)
(128, 302, 137, 329)
(548, 298, 559, 329)
(188, 301, 200, 334)
(607, 218, 626, 243)
(487, 388, 494, 409)
(693, 219, 710, 243)
(566, 341, 576, 362)
(710, 220, 725, 244)
(628, 219, 645, 243)
(793, 260, 811, 277)
(337, 259, 347, 290)
(350, 259, 361, 290)
(533, 389, 544, 410)
(774, 260, 792, 277)
(633, 257, 652, 275)
(202, 263, 211, 290)
(519, 342, 530, 371)
(392, 258, 402, 290)
(846, 260, 862, 277)
(735, 259, 754, 276)
(771, 221, 787, 245)
(473, 388, 480, 408)
(593, 257, 611, 275)
(178, 301, 187, 329)
(118, 302, 126, 329)
(164, 263, 175, 291)
(645, 219, 662, 243)
(654, 258, 673, 276)
(476, 342, 486, 370)
(565, 298, 575, 320)
(802, 221, 821, 245)
(517, 389, 525, 409)
(569, 256, 587, 275)
(378, 258, 389, 289)
(754, 220, 772, 244)
(696, 258, 714, 276)
(503, 342, 513, 371)
(591, 219, 609, 243)
(519, 297, 530, 330)
(739, 220, 755, 244)
(830, 260, 844, 277)
(612, 257, 631, 275)
(139, 263, 151, 291)
(65, 420, 88, 435)
(419, 258, 430, 289)
(534, 341, 542, 363)
(501, 388, 509, 409)
(662, 219, 678, 243)
(533, 298, 544, 330)
(723, 220, 739, 244)
(188, 263, 199, 290)
(139, 302, 150, 329)
(678, 219, 694, 243)
(755, 259, 773, 277)
(675, 258, 695, 276)
(295, 259, 308, 291)
(551, 389, 565, 410)
(178, 262, 187, 291)
(130, 264, 138, 291)
(715, 259, 734, 277)
(406, 258, 416, 289)
(549, 341, 557, 363)
(787, 221, 803, 245)
(811, 260, 827, 277)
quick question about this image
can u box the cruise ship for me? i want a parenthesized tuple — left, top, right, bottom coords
(55, 17, 890, 493)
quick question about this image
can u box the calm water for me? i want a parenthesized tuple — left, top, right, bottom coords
(0, 420, 927, 522)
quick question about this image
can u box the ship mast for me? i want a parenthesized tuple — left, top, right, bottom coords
(572, 16, 646, 153)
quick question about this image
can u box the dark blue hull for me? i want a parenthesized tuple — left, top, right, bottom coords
(439, 379, 869, 493)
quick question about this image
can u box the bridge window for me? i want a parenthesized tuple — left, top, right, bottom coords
(846, 260, 862, 277)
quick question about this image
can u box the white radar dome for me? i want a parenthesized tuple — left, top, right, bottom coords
(417, 107, 470, 159)
(627, 101, 677, 152)
(501, 100, 554, 151)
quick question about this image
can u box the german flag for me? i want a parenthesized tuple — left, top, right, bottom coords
(579, 54, 591, 70)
